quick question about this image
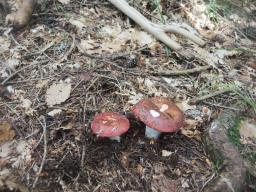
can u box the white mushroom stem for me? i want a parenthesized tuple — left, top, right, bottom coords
(108, 0, 205, 52)
(145, 126, 161, 139)
(110, 136, 121, 142)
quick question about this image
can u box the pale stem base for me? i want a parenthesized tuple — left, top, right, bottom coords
(145, 126, 161, 139)
(110, 136, 121, 142)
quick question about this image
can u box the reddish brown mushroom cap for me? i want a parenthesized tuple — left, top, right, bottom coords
(132, 97, 184, 132)
(91, 112, 130, 137)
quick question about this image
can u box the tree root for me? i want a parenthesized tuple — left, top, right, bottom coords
(109, 0, 205, 53)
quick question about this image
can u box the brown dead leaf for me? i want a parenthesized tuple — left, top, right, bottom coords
(0, 121, 15, 142)
(0, 86, 14, 99)
(60, 122, 73, 130)
(47, 109, 62, 118)
(0, 36, 11, 54)
(192, 45, 220, 68)
(246, 58, 256, 70)
(35, 80, 48, 89)
(180, 2, 216, 39)
(205, 158, 212, 167)
(239, 119, 256, 144)
(176, 99, 196, 111)
(181, 128, 201, 141)
(214, 49, 239, 59)
(137, 164, 144, 175)
(151, 175, 181, 192)
(78, 39, 123, 54)
(161, 150, 174, 157)
(120, 153, 129, 168)
(78, 25, 155, 54)
(69, 18, 87, 31)
(181, 119, 201, 141)
(79, 72, 93, 82)
(46, 82, 71, 106)
(184, 119, 198, 129)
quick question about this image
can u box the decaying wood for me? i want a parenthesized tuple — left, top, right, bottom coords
(203, 104, 247, 192)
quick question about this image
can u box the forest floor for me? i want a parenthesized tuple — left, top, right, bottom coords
(0, 0, 255, 191)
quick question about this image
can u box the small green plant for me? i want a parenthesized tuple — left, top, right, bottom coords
(207, 0, 219, 23)
(151, 0, 171, 55)
(152, 0, 166, 24)
(212, 158, 223, 172)
(200, 81, 256, 112)
(234, 89, 256, 112)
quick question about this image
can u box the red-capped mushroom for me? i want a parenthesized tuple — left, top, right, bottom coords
(91, 112, 130, 142)
(132, 97, 184, 139)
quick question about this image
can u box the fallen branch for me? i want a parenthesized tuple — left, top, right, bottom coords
(151, 65, 212, 76)
(108, 0, 205, 52)
(32, 117, 47, 188)
(189, 89, 233, 104)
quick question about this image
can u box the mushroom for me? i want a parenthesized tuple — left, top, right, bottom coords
(91, 112, 130, 142)
(132, 97, 184, 139)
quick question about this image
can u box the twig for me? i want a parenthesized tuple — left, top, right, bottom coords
(199, 172, 216, 192)
(203, 101, 241, 111)
(190, 89, 233, 104)
(81, 145, 86, 168)
(151, 65, 212, 76)
(32, 116, 47, 188)
(4, 103, 27, 125)
(55, 34, 76, 64)
(1, 60, 49, 85)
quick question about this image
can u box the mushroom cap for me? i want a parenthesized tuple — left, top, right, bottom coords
(91, 112, 130, 137)
(132, 97, 184, 132)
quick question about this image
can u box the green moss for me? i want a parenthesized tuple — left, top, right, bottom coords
(227, 117, 242, 148)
